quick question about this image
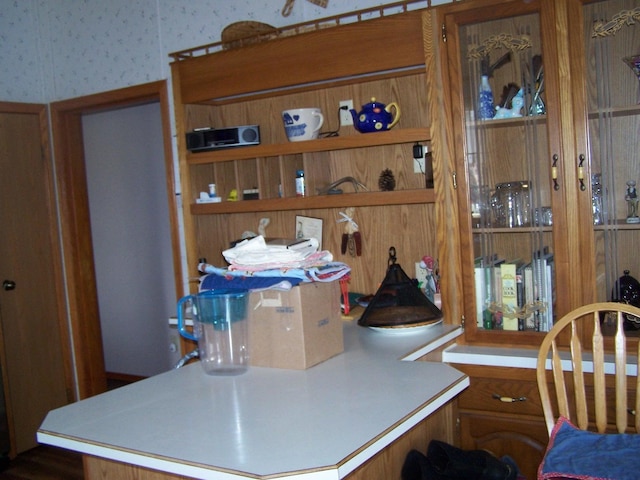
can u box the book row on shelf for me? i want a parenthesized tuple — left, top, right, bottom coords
(475, 248, 555, 333)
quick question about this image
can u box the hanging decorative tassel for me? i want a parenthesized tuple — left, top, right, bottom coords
(337, 207, 362, 257)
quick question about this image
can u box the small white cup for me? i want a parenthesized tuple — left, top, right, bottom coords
(282, 108, 324, 142)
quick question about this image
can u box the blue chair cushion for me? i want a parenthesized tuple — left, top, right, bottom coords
(539, 416, 640, 479)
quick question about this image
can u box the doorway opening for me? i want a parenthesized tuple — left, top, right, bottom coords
(50, 81, 182, 399)
(82, 102, 179, 379)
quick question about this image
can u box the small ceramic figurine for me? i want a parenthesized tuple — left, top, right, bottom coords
(626, 180, 639, 223)
(494, 88, 524, 119)
(419, 255, 439, 303)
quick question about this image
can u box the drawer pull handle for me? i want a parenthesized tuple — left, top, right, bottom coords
(492, 393, 527, 403)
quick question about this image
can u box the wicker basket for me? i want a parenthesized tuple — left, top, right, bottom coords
(221, 21, 279, 50)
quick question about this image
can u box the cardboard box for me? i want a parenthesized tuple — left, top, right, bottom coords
(248, 281, 343, 369)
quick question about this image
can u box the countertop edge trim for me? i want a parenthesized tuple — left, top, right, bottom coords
(401, 327, 463, 361)
(36, 430, 255, 480)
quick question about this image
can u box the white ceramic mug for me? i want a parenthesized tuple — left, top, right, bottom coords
(282, 108, 324, 141)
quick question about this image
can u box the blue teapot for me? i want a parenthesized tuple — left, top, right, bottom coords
(350, 97, 401, 133)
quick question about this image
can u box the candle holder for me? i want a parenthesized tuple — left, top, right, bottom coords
(623, 54, 640, 104)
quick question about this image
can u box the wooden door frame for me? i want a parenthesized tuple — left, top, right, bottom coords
(50, 81, 182, 399)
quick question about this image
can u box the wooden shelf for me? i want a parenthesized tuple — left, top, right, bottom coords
(190, 188, 434, 214)
(594, 220, 640, 231)
(472, 225, 553, 233)
(473, 114, 547, 128)
(588, 104, 640, 119)
(187, 128, 430, 164)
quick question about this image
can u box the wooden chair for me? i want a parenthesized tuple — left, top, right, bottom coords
(536, 302, 640, 436)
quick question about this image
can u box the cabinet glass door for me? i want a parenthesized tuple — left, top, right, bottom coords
(579, 0, 640, 327)
(442, 0, 567, 342)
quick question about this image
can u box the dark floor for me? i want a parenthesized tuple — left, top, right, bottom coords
(0, 446, 83, 480)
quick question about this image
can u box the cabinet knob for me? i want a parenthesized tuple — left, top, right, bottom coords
(2, 280, 16, 291)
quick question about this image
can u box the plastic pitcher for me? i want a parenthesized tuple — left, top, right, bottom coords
(177, 289, 250, 375)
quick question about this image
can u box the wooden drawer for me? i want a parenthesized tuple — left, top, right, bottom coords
(452, 364, 544, 417)
(452, 363, 638, 431)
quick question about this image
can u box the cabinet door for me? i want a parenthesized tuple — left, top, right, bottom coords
(434, 0, 579, 345)
(570, 0, 640, 336)
(454, 364, 548, 480)
(459, 411, 548, 480)
(0, 105, 71, 455)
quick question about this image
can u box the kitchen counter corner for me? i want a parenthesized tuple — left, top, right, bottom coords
(38, 321, 467, 480)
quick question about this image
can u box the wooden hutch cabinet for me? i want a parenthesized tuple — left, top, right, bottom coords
(169, 4, 449, 308)
(426, 0, 640, 477)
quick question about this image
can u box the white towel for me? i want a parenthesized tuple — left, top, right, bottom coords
(222, 235, 319, 266)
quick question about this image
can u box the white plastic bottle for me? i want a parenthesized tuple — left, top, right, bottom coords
(295, 170, 306, 197)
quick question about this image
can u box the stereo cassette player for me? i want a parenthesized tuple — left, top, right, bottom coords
(186, 125, 260, 152)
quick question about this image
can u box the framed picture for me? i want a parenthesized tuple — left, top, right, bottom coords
(295, 216, 323, 250)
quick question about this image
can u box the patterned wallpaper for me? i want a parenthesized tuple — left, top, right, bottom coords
(0, 0, 435, 104)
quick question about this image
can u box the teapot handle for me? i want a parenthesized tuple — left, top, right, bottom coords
(385, 102, 401, 129)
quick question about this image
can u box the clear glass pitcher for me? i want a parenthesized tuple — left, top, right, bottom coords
(177, 289, 250, 375)
(490, 181, 531, 228)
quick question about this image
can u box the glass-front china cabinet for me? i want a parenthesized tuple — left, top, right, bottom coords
(576, 0, 640, 336)
(429, 2, 639, 475)
(438, 0, 570, 345)
(435, 0, 640, 346)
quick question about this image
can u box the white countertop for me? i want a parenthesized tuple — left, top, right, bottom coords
(38, 321, 467, 480)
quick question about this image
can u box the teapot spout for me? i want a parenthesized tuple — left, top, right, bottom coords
(349, 109, 359, 128)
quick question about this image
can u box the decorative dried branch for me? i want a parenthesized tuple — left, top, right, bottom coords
(468, 34, 531, 60)
(592, 7, 640, 38)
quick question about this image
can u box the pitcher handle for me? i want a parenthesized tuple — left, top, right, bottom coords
(177, 295, 197, 341)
